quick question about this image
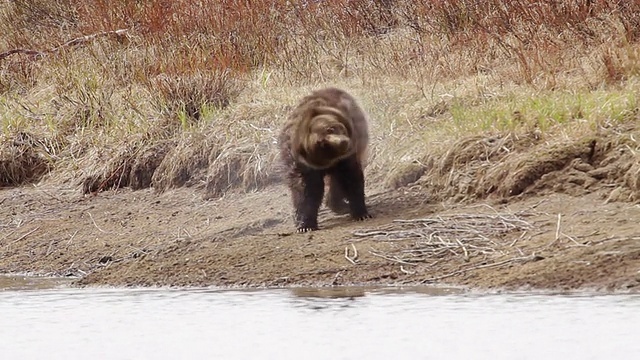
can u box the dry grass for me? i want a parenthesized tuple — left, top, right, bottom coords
(1, 0, 640, 199)
(0, 132, 58, 186)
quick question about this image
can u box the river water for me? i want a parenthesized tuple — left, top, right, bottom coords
(1, 275, 638, 360)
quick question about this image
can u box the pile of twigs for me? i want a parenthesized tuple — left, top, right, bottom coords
(352, 211, 533, 266)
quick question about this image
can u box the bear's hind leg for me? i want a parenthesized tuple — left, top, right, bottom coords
(325, 175, 350, 215)
(332, 157, 372, 221)
(290, 168, 325, 232)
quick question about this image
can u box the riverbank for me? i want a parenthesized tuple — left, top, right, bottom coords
(2, 164, 639, 292)
(1, 1, 640, 292)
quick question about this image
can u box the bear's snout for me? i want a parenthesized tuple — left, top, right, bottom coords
(324, 134, 350, 153)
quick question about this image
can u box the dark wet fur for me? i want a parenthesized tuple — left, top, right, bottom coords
(280, 153, 371, 232)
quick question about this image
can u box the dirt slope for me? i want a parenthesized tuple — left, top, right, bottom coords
(1, 131, 639, 292)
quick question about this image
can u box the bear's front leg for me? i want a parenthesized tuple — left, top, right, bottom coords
(333, 157, 372, 221)
(325, 175, 350, 215)
(290, 167, 325, 232)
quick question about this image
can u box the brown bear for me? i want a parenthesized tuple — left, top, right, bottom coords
(278, 87, 372, 232)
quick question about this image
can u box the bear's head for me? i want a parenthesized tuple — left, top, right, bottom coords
(293, 105, 355, 169)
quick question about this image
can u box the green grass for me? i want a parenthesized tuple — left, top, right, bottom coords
(447, 81, 640, 134)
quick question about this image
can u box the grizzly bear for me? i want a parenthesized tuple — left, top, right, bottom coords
(278, 87, 372, 232)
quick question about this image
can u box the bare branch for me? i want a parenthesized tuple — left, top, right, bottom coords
(0, 29, 129, 61)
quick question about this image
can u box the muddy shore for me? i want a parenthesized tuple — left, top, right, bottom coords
(3, 125, 640, 292)
(2, 169, 639, 292)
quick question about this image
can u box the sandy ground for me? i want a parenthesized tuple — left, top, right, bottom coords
(1, 178, 639, 292)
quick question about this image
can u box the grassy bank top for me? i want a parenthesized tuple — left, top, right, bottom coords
(1, 0, 639, 196)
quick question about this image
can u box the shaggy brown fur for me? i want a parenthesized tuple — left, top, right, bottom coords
(278, 87, 372, 232)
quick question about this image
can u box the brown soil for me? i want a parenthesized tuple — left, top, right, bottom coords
(1, 130, 639, 293)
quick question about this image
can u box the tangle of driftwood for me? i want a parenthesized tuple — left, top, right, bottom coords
(351, 211, 535, 269)
(0, 29, 129, 61)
